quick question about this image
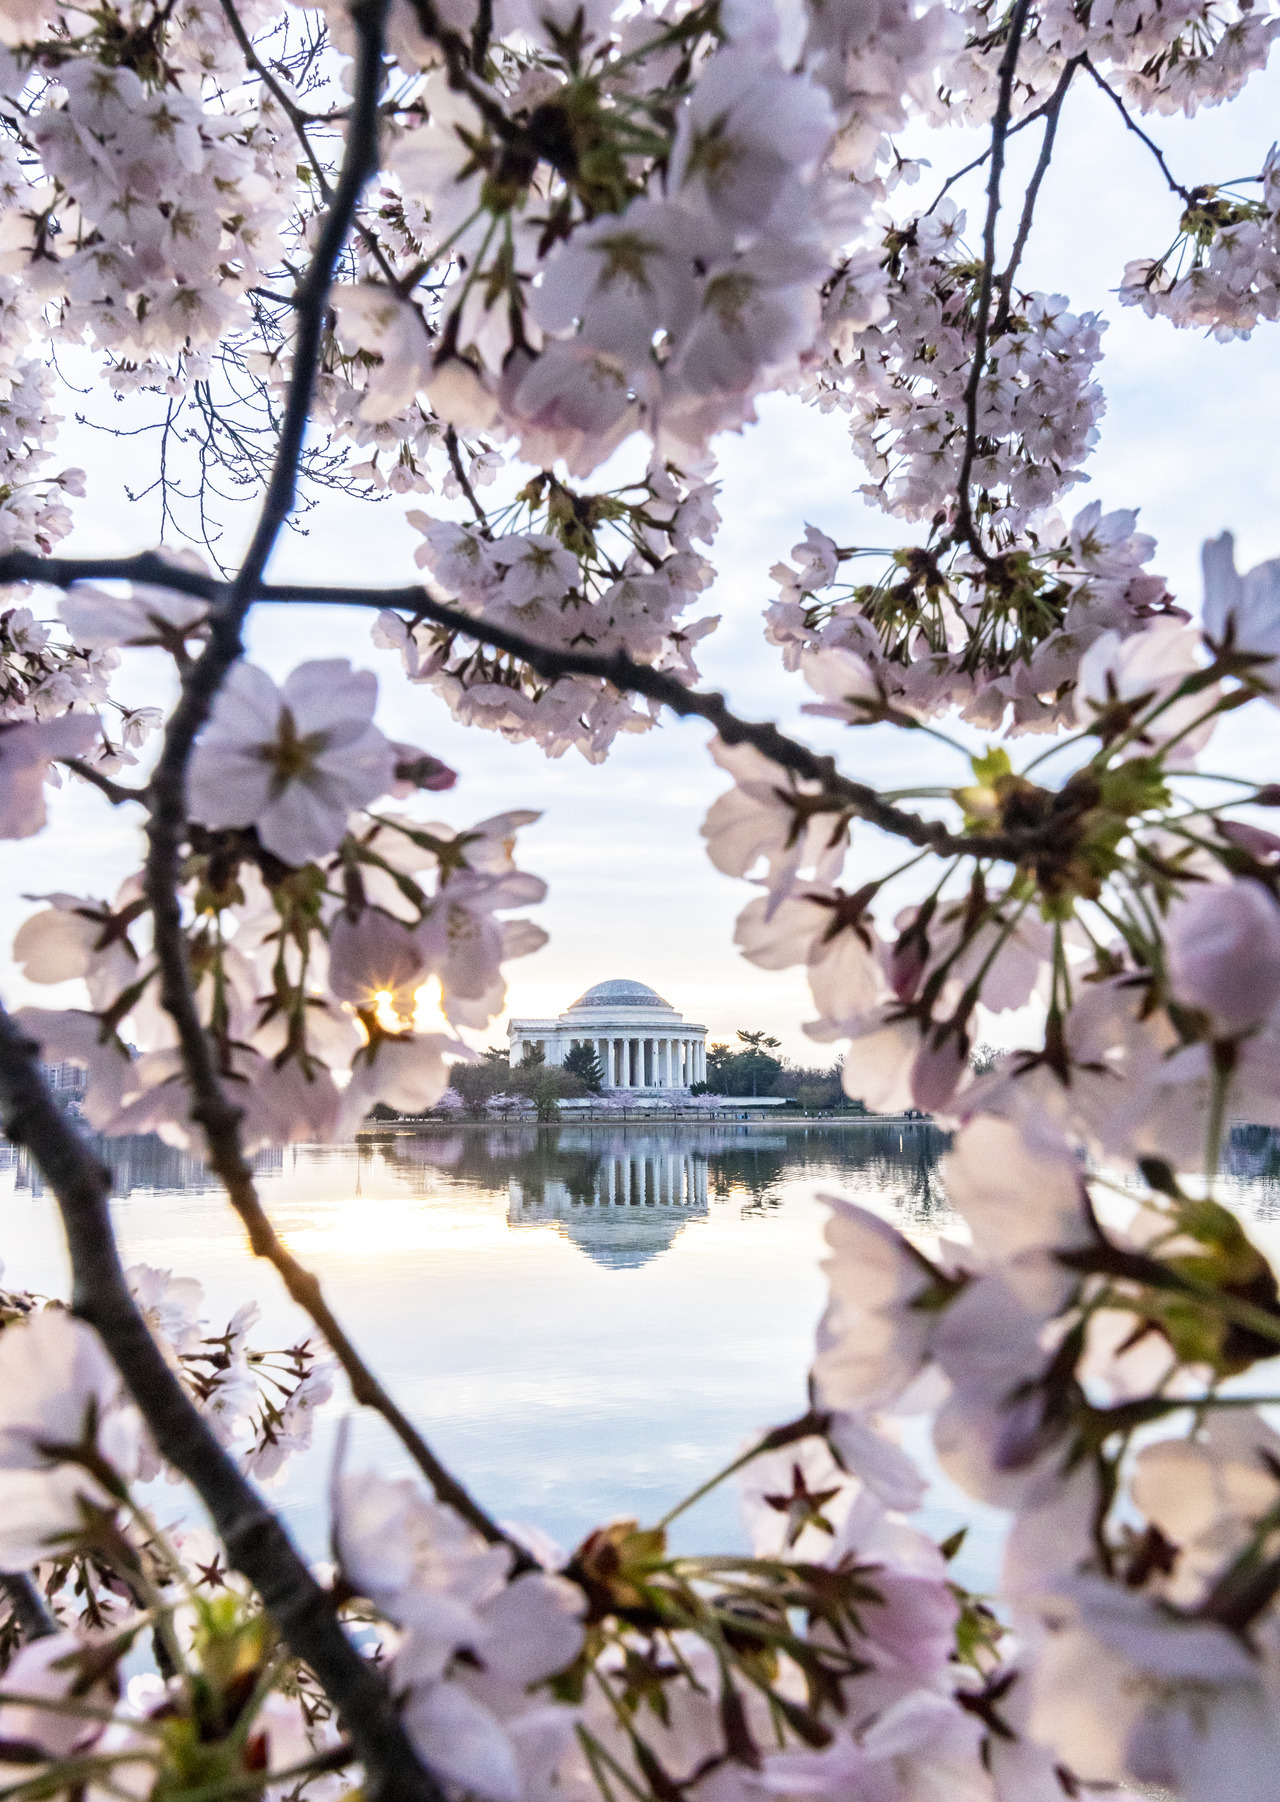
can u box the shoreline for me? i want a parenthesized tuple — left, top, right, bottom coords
(357, 1113, 938, 1134)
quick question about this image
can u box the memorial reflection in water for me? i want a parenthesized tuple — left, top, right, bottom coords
(508, 1131, 723, 1268)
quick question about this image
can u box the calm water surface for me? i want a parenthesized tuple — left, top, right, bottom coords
(4, 1119, 1278, 1590)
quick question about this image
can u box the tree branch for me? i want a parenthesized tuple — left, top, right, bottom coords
(0, 1006, 445, 1802)
(994, 54, 1082, 329)
(63, 760, 147, 807)
(924, 78, 1079, 216)
(445, 426, 490, 532)
(219, 0, 403, 291)
(1081, 58, 1193, 201)
(207, 1191, 538, 1566)
(954, 0, 1034, 557)
(0, 550, 1055, 866)
(0, 551, 223, 601)
(124, 0, 531, 1571)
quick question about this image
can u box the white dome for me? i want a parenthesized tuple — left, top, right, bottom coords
(568, 978, 673, 1010)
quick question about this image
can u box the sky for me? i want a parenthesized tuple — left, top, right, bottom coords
(10, 60, 1280, 1061)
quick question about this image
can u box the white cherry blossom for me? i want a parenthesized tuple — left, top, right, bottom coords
(188, 660, 396, 865)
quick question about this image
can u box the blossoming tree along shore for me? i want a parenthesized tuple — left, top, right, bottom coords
(5, 0, 1280, 1796)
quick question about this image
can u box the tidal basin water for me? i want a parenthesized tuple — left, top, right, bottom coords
(5, 1118, 1278, 1590)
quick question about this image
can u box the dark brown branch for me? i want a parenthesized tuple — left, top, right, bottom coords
(394, 595, 1027, 855)
(953, 0, 1034, 558)
(0, 550, 223, 602)
(0, 1571, 57, 1641)
(994, 55, 1082, 329)
(0, 1007, 445, 1802)
(1082, 58, 1193, 201)
(205, 1195, 537, 1567)
(132, 0, 529, 1570)
(0, 550, 1047, 866)
(63, 760, 147, 807)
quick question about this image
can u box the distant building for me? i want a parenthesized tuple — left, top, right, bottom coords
(508, 978, 707, 1091)
(41, 1060, 87, 1098)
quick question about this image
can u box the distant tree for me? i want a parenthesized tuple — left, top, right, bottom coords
(518, 1043, 547, 1069)
(769, 1062, 846, 1111)
(968, 1043, 1000, 1075)
(705, 1043, 733, 1091)
(483, 1045, 511, 1065)
(511, 1061, 588, 1120)
(450, 1059, 511, 1116)
(564, 1042, 604, 1092)
(736, 1030, 782, 1097)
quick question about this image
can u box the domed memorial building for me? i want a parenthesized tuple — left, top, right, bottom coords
(508, 979, 707, 1090)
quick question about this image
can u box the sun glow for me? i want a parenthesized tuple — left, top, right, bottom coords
(412, 974, 452, 1035)
(372, 988, 406, 1033)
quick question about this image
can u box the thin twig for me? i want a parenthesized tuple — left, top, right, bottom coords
(1081, 58, 1193, 202)
(444, 426, 490, 532)
(63, 760, 147, 807)
(924, 78, 1079, 215)
(0, 1006, 445, 1802)
(954, 0, 1034, 557)
(218, 0, 403, 291)
(994, 54, 1082, 328)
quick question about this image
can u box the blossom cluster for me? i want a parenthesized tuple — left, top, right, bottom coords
(8, 639, 548, 1140)
(373, 468, 720, 758)
(812, 205, 1105, 534)
(801, 1115, 1280, 1801)
(761, 500, 1177, 732)
(704, 534, 1280, 1148)
(944, 0, 1280, 122)
(1121, 150, 1280, 338)
(7, 0, 1280, 1791)
(0, 1263, 1066, 1802)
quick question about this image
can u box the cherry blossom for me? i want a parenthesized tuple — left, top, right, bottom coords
(188, 660, 396, 865)
(0, 713, 99, 838)
(1165, 878, 1280, 1037)
(0, 1310, 138, 1566)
